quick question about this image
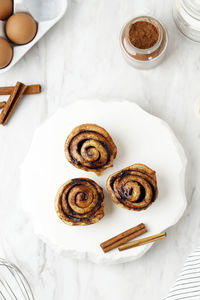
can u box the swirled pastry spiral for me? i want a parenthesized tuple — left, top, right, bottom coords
(107, 164, 158, 211)
(65, 124, 117, 175)
(55, 178, 104, 225)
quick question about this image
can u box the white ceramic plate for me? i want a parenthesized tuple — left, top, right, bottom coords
(20, 100, 187, 264)
(0, 0, 68, 74)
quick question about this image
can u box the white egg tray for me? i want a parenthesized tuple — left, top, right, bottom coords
(0, 0, 68, 74)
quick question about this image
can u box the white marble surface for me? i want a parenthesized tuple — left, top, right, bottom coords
(0, 0, 200, 299)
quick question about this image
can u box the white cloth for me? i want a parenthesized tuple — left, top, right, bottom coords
(164, 247, 200, 299)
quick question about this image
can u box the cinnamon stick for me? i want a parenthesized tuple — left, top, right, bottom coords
(100, 223, 147, 253)
(0, 84, 41, 95)
(0, 101, 6, 109)
(118, 232, 167, 251)
(0, 82, 27, 126)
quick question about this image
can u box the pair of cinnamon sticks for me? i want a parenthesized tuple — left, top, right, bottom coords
(0, 82, 41, 126)
(100, 223, 166, 253)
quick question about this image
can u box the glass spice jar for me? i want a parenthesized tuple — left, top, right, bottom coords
(120, 16, 168, 69)
(173, 0, 200, 42)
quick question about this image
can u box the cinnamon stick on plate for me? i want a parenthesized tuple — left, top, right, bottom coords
(100, 223, 147, 253)
(0, 84, 41, 95)
(0, 82, 27, 126)
(118, 232, 167, 251)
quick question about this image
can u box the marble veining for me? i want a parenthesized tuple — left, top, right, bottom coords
(0, 0, 200, 299)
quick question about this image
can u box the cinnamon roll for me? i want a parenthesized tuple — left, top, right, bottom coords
(65, 124, 117, 175)
(107, 164, 158, 211)
(55, 178, 104, 225)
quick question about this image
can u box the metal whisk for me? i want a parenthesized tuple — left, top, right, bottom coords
(0, 259, 34, 300)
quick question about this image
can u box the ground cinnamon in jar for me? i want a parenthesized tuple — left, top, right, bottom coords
(120, 16, 168, 69)
(129, 21, 159, 49)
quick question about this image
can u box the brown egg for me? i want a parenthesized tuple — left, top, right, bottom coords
(0, 38, 13, 68)
(0, 0, 13, 20)
(6, 13, 37, 45)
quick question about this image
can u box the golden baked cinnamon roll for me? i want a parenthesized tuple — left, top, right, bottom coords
(55, 178, 104, 226)
(65, 124, 117, 175)
(107, 164, 158, 211)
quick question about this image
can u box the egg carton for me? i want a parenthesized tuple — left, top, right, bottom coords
(0, 0, 68, 74)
